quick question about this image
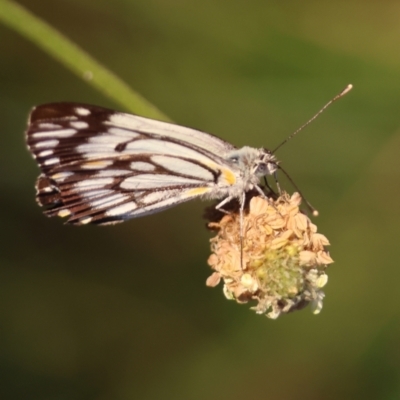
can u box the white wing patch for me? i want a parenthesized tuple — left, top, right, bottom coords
(140, 190, 179, 205)
(38, 123, 62, 129)
(75, 107, 91, 116)
(151, 155, 214, 181)
(38, 150, 54, 157)
(75, 178, 114, 189)
(70, 121, 89, 129)
(124, 139, 209, 159)
(120, 174, 204, 190)
(32, 128, 76, 138)
(94, 169, 131, 177)
(44, 157, 60, 166)
(90, 193, 130, 208)
(106, 202, 137, 216)
(130, 162, 156, 171)
(34, 139, 59, 148)
(52, 172, 74, 181)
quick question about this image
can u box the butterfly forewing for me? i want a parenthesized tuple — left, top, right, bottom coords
(26, 103, 239, 225)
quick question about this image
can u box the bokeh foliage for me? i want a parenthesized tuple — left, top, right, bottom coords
(1, 1, 400, 399)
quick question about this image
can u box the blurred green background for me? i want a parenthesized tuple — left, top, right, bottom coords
(1, 0, 400, 399)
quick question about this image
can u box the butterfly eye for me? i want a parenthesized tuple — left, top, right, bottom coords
(228, 155, 239, 164)
(255, 162, 268, 175)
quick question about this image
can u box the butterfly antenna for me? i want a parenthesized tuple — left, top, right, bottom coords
(272, 84, 353, 154)
(276, 165, 319, 216)
(239, 192, 246, 269)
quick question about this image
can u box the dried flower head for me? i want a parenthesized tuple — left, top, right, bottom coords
(206, 192, 333, 319)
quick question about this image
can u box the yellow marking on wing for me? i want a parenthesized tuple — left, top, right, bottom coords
(81, 160, 112, 169)
(221, 168, 236, 185)
(58, 210, 71, 217)
(184, 187, 212, 197)
(202, 161, 236, 186)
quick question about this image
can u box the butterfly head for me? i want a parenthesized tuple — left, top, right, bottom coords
(224, 147, 278, 193)
(226, 147, 277, 175)
(252, 148, 278, 178)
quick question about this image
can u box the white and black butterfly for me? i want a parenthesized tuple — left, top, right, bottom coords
(26, 103, 280, 226)
(25, 86, 351, 226)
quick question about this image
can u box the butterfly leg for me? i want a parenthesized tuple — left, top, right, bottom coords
(239, 191, 246, 269)
(255, 184, 268, 198)
(215, 195, 235, 214)
(215, 194, 247, 270)
(262, 176, 277, 197)
(273, 171, 282, 194)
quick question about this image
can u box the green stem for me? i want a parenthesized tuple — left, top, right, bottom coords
(0, 0, 171, 121)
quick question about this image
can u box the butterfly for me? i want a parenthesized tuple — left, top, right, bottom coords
(25, 103, 280, 226)
(25, 85, 351, 227)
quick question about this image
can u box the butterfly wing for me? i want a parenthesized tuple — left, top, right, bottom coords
(26, 103, 238, 225)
